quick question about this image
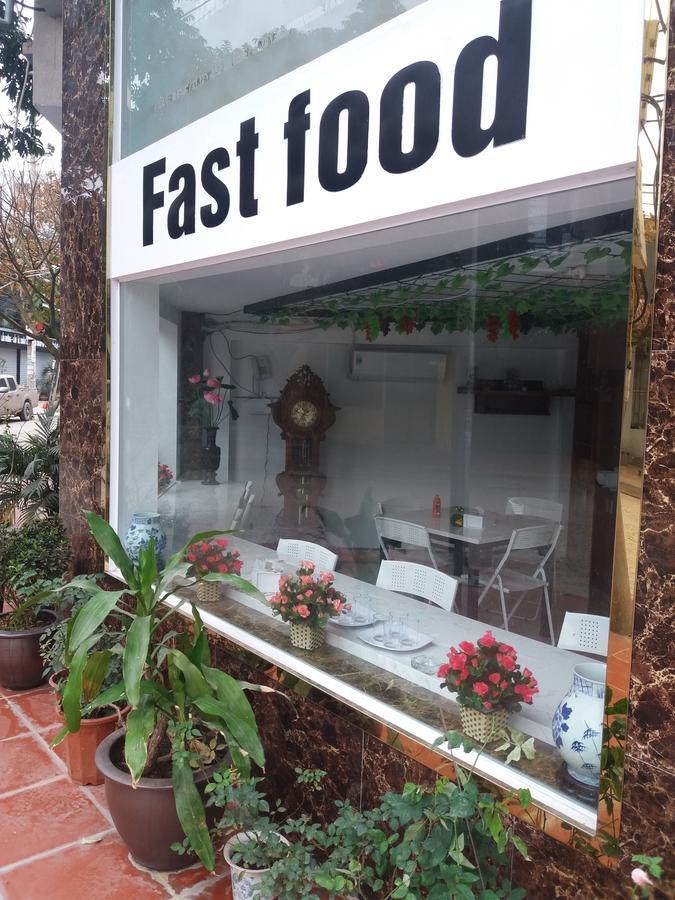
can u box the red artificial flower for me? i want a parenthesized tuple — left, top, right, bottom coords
(477, 631, 496, 648)
(473, 682, 489, 696)
(459, 641, 476, 655)
(449, 652, 467, 671)
(438, 663, 451, 678)
(483, 700, 493, 710)
(497, 653, 516, 671)
(188, 374, 201, 384)
(488, 672, 501, 684)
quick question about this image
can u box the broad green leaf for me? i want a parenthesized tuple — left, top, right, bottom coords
(62, 634, 101, 732)
(167, 649, 209, 700)
(512, 834, 530, 860)
(188, 607, 211, 669)
(81, 681, 126, 716)
(137, 539, 158, 600)
(173, 747, 216, 872)
(84, 511, 138, 588)
(125, 697, 156, 783)
(67, 590, 126, 659)
(203, 666, 265, 768)
(50, 724, 69, 748)
(123, 615, 151, 707)
(82, 650, 112, 703)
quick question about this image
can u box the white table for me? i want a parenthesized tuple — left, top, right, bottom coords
(222, 536, 586, 747)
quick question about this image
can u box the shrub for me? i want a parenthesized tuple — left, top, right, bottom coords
(0, 517, 71, 605)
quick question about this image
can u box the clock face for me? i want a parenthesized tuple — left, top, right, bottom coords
(291, 400, 319, 428)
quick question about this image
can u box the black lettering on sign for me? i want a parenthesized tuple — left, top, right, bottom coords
(452, 0, 532, 158)
(285, 90, 311, 206)
(236, 117, 260, 218)
(200, 147, 230, 228)
(318, 90, 369, 192)
(142, 158, 166, 247)
(167, 164, 196, 239)
(379, 62, 441, 174)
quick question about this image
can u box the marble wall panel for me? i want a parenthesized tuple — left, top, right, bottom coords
(60, 0, 110, 571)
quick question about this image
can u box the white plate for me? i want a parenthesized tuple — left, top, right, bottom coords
(359, 628, 432, 652)
(330, 608, 377, 628)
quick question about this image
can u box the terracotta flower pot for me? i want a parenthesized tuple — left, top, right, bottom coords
(0, 610, 57, 691)
(96, 729, 217, 871)
(49, 671, 128, 786)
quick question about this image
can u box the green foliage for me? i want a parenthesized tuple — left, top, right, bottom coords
(56, 512, 268, 873)
(193, 757, 528, 898)
(0, 410, 60, 521)
(0, 515, 71, 609)
(0, 6, 45, 160)
(258, 240, 631, 341)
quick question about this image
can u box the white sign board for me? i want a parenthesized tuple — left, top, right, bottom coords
(110, 0, 643, 280)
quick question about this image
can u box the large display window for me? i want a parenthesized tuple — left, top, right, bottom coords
(110, 0, 651, 836)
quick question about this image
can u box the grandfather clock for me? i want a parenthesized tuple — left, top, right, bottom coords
(270, 365, 338, 537)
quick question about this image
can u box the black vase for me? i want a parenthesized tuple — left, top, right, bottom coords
(201, 426, 220, 485)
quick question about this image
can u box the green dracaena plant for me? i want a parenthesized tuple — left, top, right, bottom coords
(54, 510, 269, 873)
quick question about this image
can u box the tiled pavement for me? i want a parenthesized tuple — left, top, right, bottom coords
(0, 684, 232, 900)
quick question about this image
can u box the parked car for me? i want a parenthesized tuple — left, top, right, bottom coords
(0, 377, 39, 421)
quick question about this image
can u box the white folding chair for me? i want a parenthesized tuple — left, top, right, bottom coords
(238, 493, 255, 530)
(229, 481, 254, 529)
(557, 613, 609, 656)
(506, 496, 563, 522)
(473, 524, 562, 644)
(276, 539, 338, 572)
(374, 516, 439, 569)
(376, 561, 458, 612)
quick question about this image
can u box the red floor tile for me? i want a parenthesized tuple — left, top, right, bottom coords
(43, 724, 69, 766)
(0, 733, 63, 793)
(10, 687, 63, 731)
(0, 701, 28, 741)
(189, 875, 233, 899)
(166, 851, 228, 893)
(0, 777, 109, 867)
(0, 683, 49, 700)
(0, 833, 169, 899)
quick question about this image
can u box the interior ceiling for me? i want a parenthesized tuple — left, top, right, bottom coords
(157, 179, 634, 315)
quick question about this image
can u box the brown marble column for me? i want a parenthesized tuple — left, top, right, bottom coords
(59, 0, 111, 572)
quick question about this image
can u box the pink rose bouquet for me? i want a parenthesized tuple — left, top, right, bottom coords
(184, 537, 243, 578)
(185, 370, 236, 428)
(438, 629, 538, 713)
(269, 561, 349, 628)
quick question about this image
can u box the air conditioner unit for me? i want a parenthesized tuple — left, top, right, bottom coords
(350, 349, 447, 383)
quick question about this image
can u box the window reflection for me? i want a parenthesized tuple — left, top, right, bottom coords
(117, 182, 634, 824)
(122, 0, 425, 156)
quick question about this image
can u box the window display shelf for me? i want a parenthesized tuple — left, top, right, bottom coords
(114, 534, 601, 836)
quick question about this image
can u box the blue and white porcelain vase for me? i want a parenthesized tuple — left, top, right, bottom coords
(552, 662, 606, 787)
(124, 513, 167, 568)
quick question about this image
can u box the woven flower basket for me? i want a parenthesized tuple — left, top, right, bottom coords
(196, 581, 220, 604)
(289, 622, 325, 651)
(460, 706, 509, 743)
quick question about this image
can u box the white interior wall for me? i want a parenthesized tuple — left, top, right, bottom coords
(119, 283, 160, 536)
(159, 318, 179, 475)
(204, 326, 578, 548)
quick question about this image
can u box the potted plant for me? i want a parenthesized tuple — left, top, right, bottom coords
(0, 518, 73, 690)
(192, 736, 530, 899)
(269, 561, 349, 650)
(185, 536, 243, 604)
(56, 511, 268, 873)
(158, 462, 173, 492)
(42, 587, 128, 785)
(185, 369, 236, 485)
(438, 630, 539, 743)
